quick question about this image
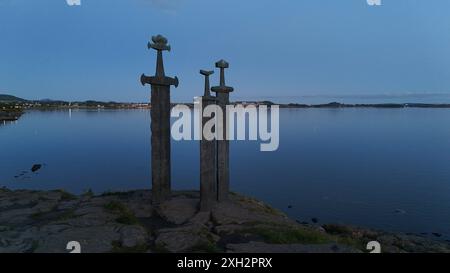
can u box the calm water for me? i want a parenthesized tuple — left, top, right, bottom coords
(1, 108, 450, 238)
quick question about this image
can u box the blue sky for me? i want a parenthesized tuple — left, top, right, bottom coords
(1, 0, 449, 103)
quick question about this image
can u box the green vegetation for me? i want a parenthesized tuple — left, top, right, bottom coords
(0, 187, 10, 193)
(82, 188, 94, 198)
(30, 211, 46, 220)
(56, 209, 78, 221)
(322, 224, 354, 236)
(111, 241, 149, 253)
(30, 205, 59, 220)
(53, 190, 77, 201)
(103, 201, 139, 225)
(242, 224, 365, 250)
(30, 240, 40, 253)
(153, 243, 170, 253)
(188, 242, 221, 253)
(0, 94, 25, 102)
(101, 191, 130, 198)
(245, 225, 331, 244)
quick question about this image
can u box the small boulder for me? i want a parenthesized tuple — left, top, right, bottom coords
(120, 225, 149, 248)
(31, 164, 42, 173)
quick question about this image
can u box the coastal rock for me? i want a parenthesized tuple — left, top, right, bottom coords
(157, 196, 198, 225)
(119, 225, 149, 248)
(34, 225, 120, 253)
(211, 194, 294, 226)
(213, 224, 248, 236)
(0, 189, 450, 253)
(189, 211, 213, 226)
(155, 224, 219, 253)
(226, 241, 361, 253)
(31, 164, 42, 173)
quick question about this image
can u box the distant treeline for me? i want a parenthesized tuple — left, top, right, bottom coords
(233, 101, 450, 108)
(2, 93, 450, 110)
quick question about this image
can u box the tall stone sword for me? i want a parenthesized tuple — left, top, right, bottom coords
(140, 35, 179, 205)
(199, 70, 216, 211)
(211, 60, 234, 202)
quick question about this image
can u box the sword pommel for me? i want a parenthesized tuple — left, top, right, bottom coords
(148, 34, 171, 51)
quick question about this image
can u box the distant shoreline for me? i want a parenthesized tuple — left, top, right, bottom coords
(3, 92, 450, 114)
(4, 101, 450, 111)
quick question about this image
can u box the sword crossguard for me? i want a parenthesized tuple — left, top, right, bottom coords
(140, 34, 179, 88)
(141, 74, 179, 88)
(200, 70, 214, 76)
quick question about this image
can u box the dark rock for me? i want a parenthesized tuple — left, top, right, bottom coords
(394, 209, 406, 214)
(311, 218, 318, 224)
(432, 233, 442, 238)
(31, 164, 42, 173)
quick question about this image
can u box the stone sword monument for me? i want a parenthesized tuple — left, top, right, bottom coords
(211, 60, 234, 202)
(140, 35, 179, 205)
(199, 70, 217, 211)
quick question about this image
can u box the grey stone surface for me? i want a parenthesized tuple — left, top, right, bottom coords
(226, 241, 361, 253)
(211, 59, 234, 202)
(199, 69, 217, 211)
(155, 224, 219, 253)
(34, 226, 121, 253)
(140, 35, 178, 205)
(0, 189, 449, 253)
(157, 196, 198, 225)
(120, 225, 149, 248)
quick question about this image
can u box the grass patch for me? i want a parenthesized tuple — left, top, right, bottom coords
(111, 241, 149, 253)
(322, 224, 353, 236)
(30, 240, 40, 253)
(244, 224, 367, 251)
(82, 188, 94, 198)
(56, 209, 78, 221)
(54, 190, 77, 201)
(153, 243, 170, 253)
(104, 201, 139, 225)
(30, 211, 46, 220)
(101, 191, 130, 198)
(188, 242, 221, 253)
(245, 225, 331, 244)
(30, 204, 59, 221)
(0, 187, 10, 193)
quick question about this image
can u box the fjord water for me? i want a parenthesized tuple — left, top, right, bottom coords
(1, 108, 450, 238)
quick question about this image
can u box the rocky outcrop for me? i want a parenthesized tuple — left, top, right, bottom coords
(0, 188, 449, 253)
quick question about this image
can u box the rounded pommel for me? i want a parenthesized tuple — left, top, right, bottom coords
(140, 74, 147, 86)
(200, 70, 214, 76)
(153, 34, 167, 44)
(148, 34, 171, 51)
(215, 59, 229, 69)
